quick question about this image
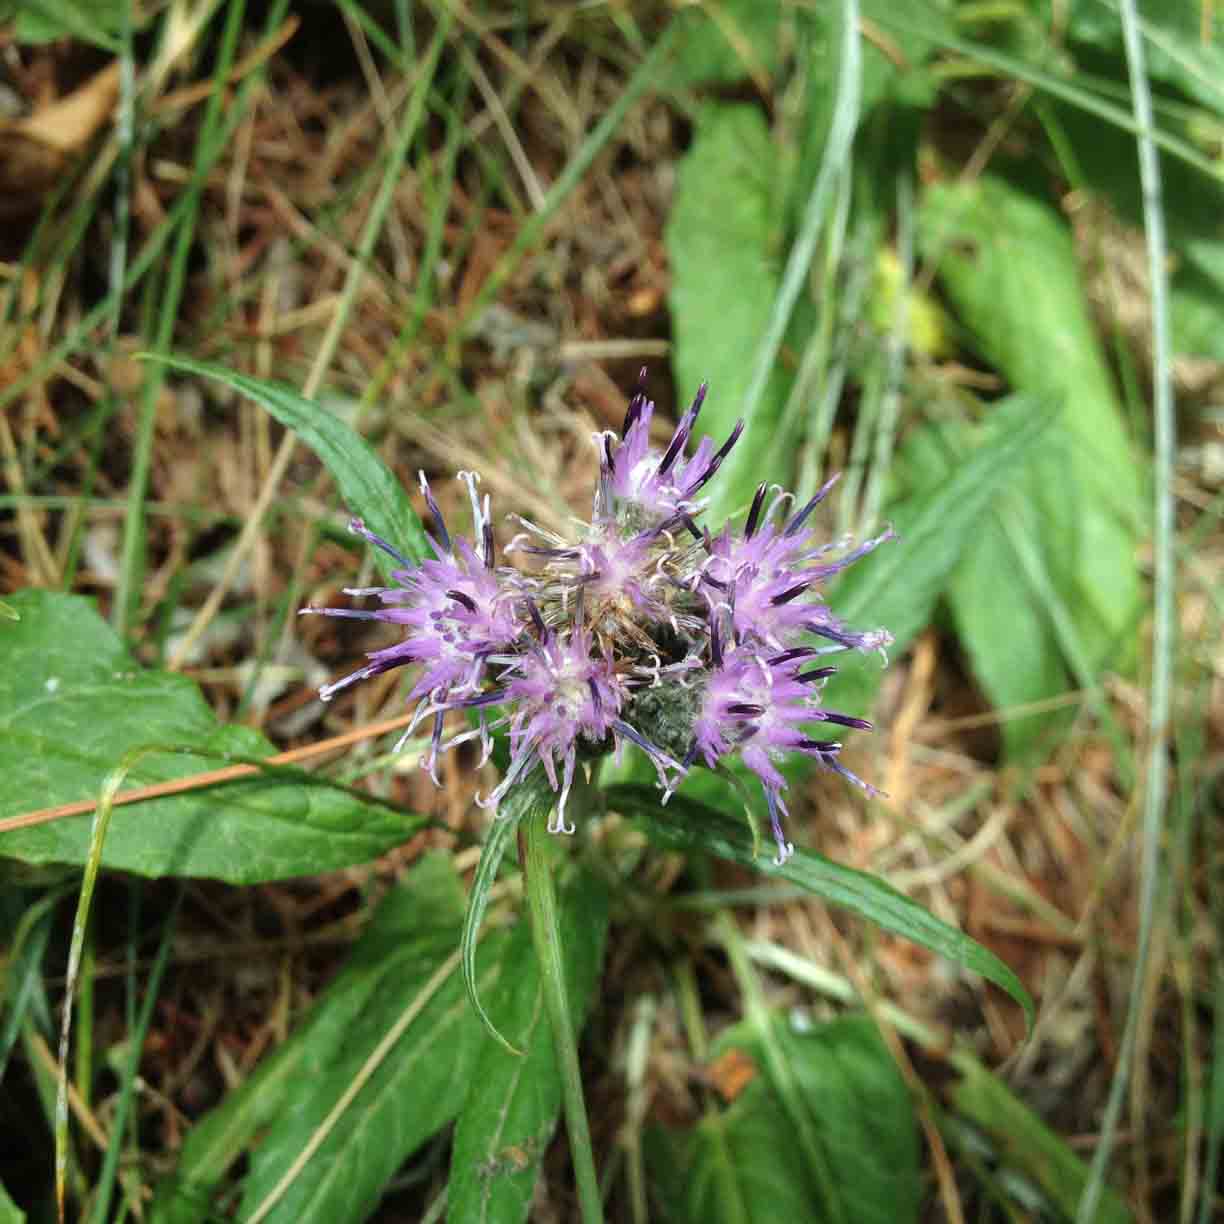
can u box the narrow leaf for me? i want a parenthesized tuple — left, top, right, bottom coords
(825, 393, 1057, 718)
(607, 784, 1034, 1028)
(460, 775, 552, 1057)
(0, 886, 67, 1080)
(142, 354, 429, 577)
(951, 1057, 1132, 1224)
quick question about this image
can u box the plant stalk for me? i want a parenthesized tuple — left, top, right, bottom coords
(521, 810, 604, 1224)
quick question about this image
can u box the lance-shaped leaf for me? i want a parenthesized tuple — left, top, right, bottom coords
(142, 354, 429, 577)
(607, 784, 1033, 1029)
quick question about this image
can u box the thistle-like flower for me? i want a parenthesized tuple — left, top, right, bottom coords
(302, 374, 892, 864)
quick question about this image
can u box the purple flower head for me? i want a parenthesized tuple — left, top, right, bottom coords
(522, 527, 664, 623)
(477, 622, 623, 831)
(703, 478, 895, 655)
(304, 375, 893, 862)
(300, 472, 525, 778)
(600, 373, 744, 526)
(692, 633, 878, 865)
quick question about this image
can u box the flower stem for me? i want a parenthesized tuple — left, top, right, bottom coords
(521, 809, 604, 1224)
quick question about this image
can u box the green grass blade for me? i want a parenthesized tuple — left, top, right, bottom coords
(454, 21, 679, 341)
(53, 747, 159, 1218)
(87, 889, 183, 1224)
(954, 1058, 1131, 1224)
(709, 0, 862, 522)
(880, 13, 1224, 185)
(0, 886, 70, 1081)
(114, 0, 247, 634)
(1078, 0, 1176, 1217)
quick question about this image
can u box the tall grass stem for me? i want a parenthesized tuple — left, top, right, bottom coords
(1078, 2, 1175, 1218)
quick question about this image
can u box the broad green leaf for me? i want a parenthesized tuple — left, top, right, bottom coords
(0, 590, 423, 882)
(448, 868, 610, 1224)
(859, 0, 950, 99)
(647, 1076, 816, 1223)
(667, 103, 791, 524)
(918, 178, 1144, 752)
(607, 784, 1033, 1028)
(785, 1016, 919, 1223)
(951, 1056, 1131, 1224)
(150, 855, 466, 1223)
(235, 856, 501, 1223)
(667, 1, 948, 107)
(144, 355, 429, 578)
(891, 413, 1070, 757)
(715, 1014, 920, 1224)
(824, 394, 1057, 719)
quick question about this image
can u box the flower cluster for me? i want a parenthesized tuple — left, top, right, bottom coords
(302, 376, 893, 864)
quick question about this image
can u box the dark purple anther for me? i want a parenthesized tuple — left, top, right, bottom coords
(771, 581, 811, 606)
(744, 482, 768, 539)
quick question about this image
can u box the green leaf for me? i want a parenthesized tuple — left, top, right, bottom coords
(235, 855, 500, 1223)
(951, 1056, 1132, 1224)
(0, 886, 65, 1080)
(718, 1014, 920, 1224)
(15, 0, 125, 48)
(0, 590, 423, 882)
(607, 784, 1034, 1028)
(791, 1016, 920, 1223)
(852, 0, 950, 123)
(666, 2, 783, 87)
(917, 178, 1144, 751)
(667, 103, 791, 523)
(1170, 237, 1224, 362)
(647, 1074, 816, 1223)
(824, 394, 1057, 719)
(0, 1180, 24, 1224)
(892, 412, 1072, 758)
(448, 868, 610, 1224)
(151, 854, 467, 1222)
(460, 776, 550, 1057)
(143, 354, 429, 579)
